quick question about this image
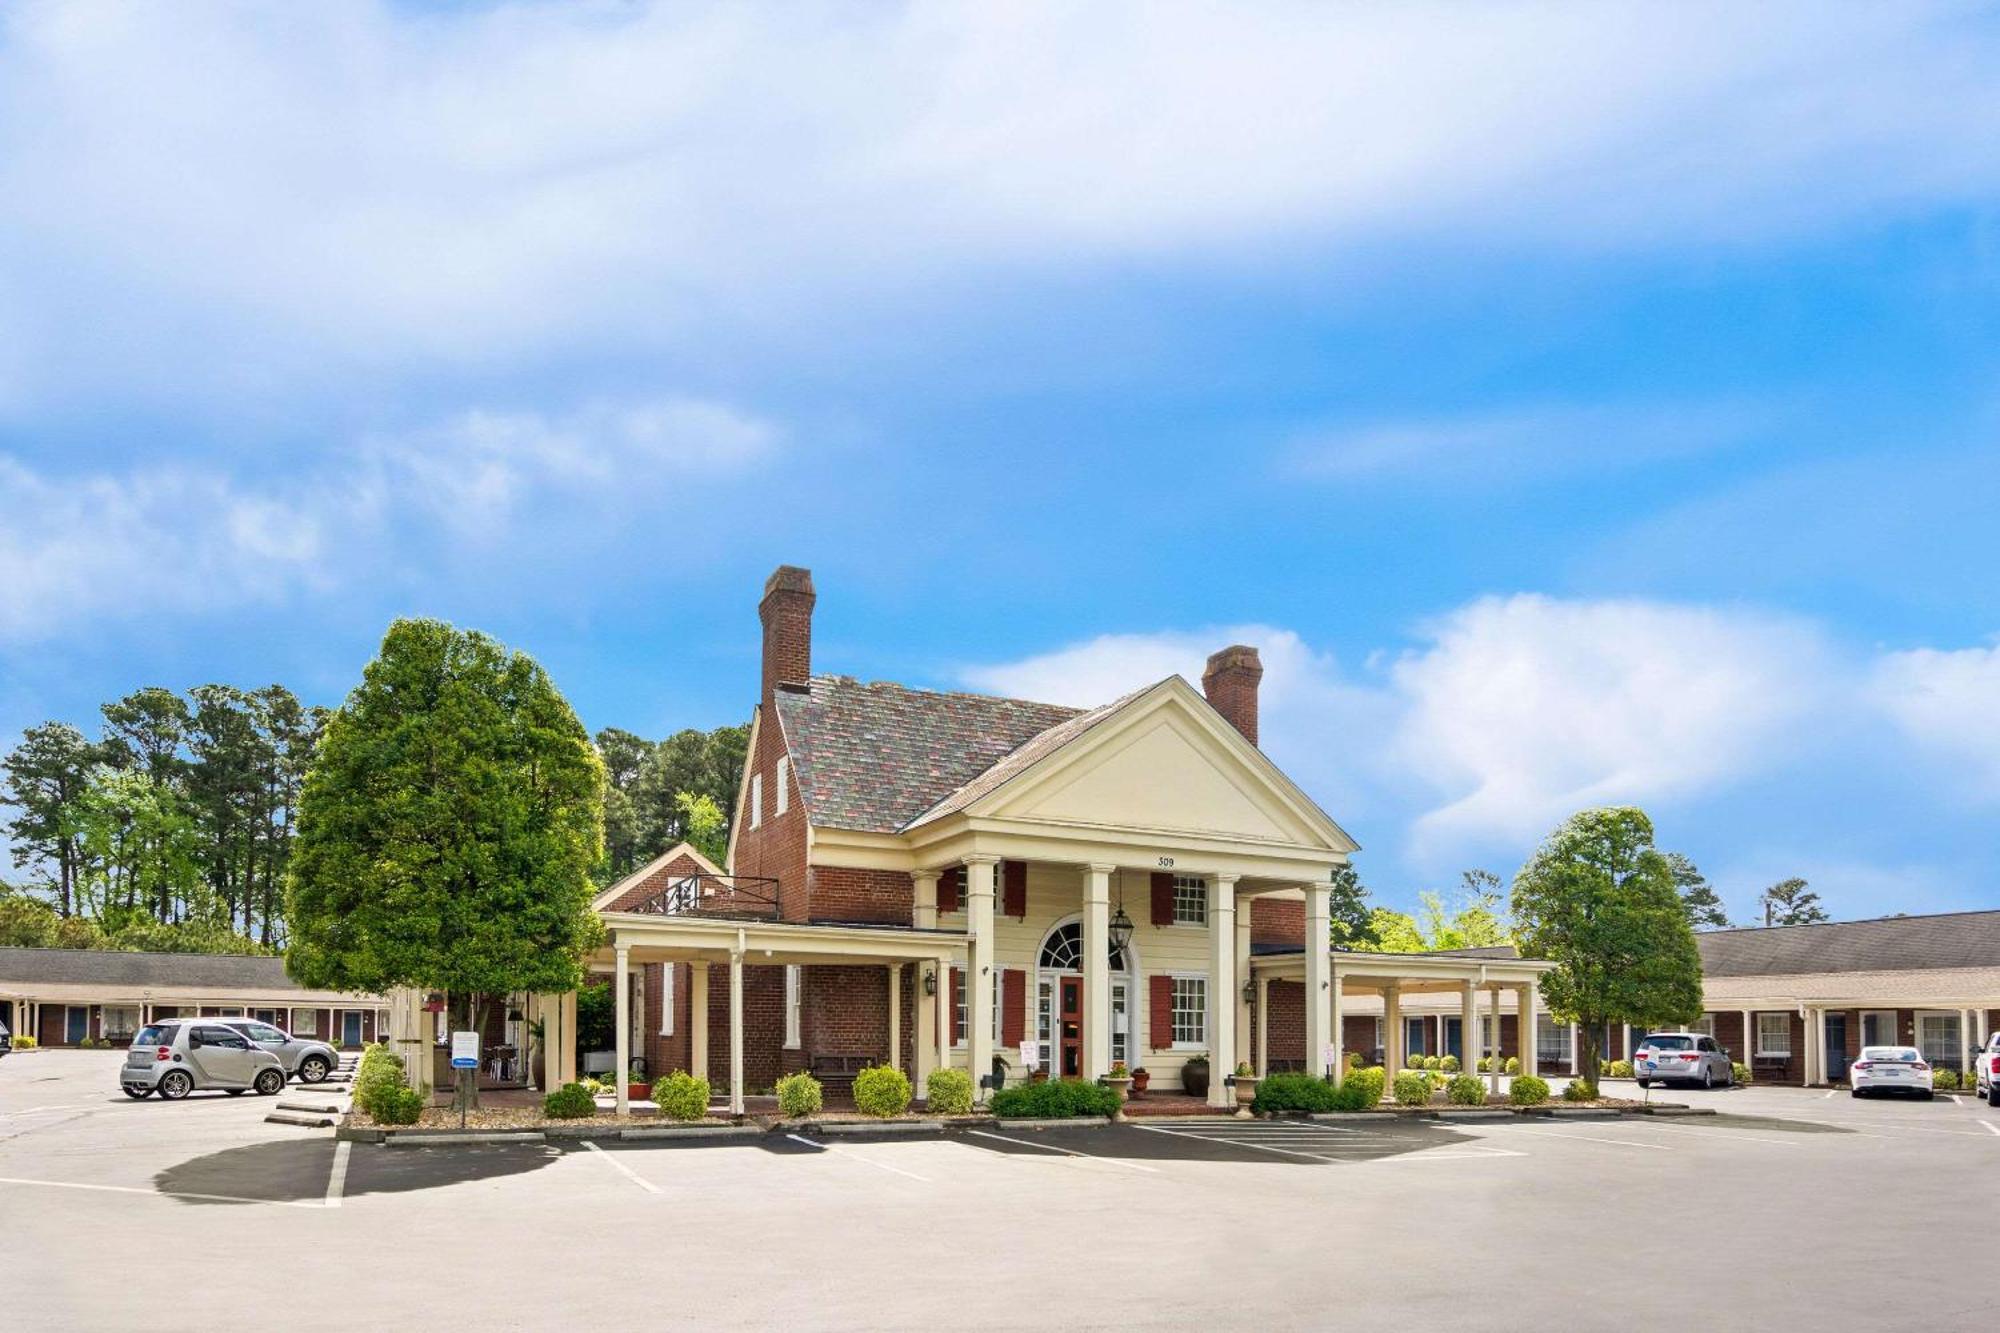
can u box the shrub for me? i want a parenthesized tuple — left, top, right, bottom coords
(775, 1072, 823, 1119)
(1392, 1071, 1433, 1106)
(1934, 1069, 1960, 1091)
(653, 1070, 711, 1121)
(1328, 1065, 1386, 1111)
(374, 1083, 427, 1125)
(354, 1044, 407, 1119)
(1253, 1072, 1340, 1114)
(852, 1065, 913, 1118)
(1562, 1079, 1597, 1102)
(1504, 1056, 1521, 1075)
(10, 1034, 36, 1049)
(1446, 1074, 1484, 1106)
(1439, 1054, 1460, 1073)
(989, 1078, 1119, 1119)
(1731, 1062, 1752, 1085)
(542, 1082, 596, 1119)
(925, 1068, 974, 1115)
(1604, 1059, 1633, 1079)
(1510, 1075, 1551, 1106)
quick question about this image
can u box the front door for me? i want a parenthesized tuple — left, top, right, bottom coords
(1825, 1013, 1850, 1082)
(65, 1006, 88, 1044)
(1444, 1017, 1463, 1062)
(341, 1011, 363, 1047)
(1058, 977, 1083, 1078)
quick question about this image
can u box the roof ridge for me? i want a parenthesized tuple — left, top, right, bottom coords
(809, 673, 1085, 716)
(1701, 906, 2000, 936)
(0, 944, 283, 961)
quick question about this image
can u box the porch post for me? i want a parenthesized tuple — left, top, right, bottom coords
(1329, 960, 1345, 1086)
(933, 953, 953, 1080)
(1740, 1008, 1753, 1072)
(1384, 984, 1402, 1076)
(1962, 1009, 1973, 1083)
(1460, 982, 1477, 1076)
(1488, 986, 1503, 1096)
(913, 870, 939, 1086)
(1303, 881, 1332, 1080)
(1520, 983, 1539, 1077)
(887, 965, 902, 1076)
(1234, 909, 1254, 1073)
(728, 945, 745, 1115)
(614, 945, 631, 1115)
(690, 964, 709, 1084)
(1082, 864, 1114, 1080)
(1569, 1020, 1578, 1075)
(1255, 975, 1271, 1078)
(966, 856, 998, 1103)
(1804, 1008, 1819, 1086)
(1207, 874, 1237, 1108)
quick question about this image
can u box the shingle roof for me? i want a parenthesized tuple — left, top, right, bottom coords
(906, 684, 1157, 828)
(0, 947, 303, 990)
(774, 676, 1087, 833)
(1696, 910, 2000, 977)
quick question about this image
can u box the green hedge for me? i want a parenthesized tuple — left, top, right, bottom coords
(1504, 1056, 1521, 1075)
(988, 1078, 1119, 1119)
(1328, 1065, 1385, 1111)
(1510, 1074, 1551, 1105)
(543, 1082, 596, 1119)
(1934, 1069, 1960, 1091)
(354, 1043, 407, 1120)
(1252, 1072, 1340, 1114)
(925, 1068, 974, 1115)
(373, 1083, 427, 1125)
(1392, 1071, 1433, 1106)
(852, 1065, 912, 1117)
(1446, 1074, 1484, 1106)
(653, 1070, 710, 1121)
(1562, 1079, 1596, 1102)
(1439, 1054, 1460, 1073)
(776, 1072, 823, 1119)
(1731, 1062, 1752, 1085)
(1604, 1059, 1633, 1078)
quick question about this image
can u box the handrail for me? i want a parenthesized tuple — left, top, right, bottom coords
(627, 871, 781, 921)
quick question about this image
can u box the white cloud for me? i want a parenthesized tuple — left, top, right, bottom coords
(1, 3, 1997, 407)
(0, 395, 774, 641)
(1871, 641, 2000, 798)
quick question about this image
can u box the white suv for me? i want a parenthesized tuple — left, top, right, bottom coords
(1974, 1034, 2000, 1108)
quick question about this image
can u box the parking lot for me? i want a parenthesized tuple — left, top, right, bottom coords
(4, 1049, 1991, 1330)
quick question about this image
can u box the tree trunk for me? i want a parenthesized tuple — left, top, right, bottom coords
(1581, 1020, 1603, 1096)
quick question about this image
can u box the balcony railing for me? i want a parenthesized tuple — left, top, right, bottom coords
(627, 871, 781, 921)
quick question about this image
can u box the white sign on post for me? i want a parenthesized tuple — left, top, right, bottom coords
(1321, 1043, 1338, 1074)
(1019, 1041, 1039, 1071)
(451, 1029, 480, 1070)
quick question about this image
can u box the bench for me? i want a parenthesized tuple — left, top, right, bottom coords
(1752, 1055, 1791, 1082)
(809, 1054, 873, 1102)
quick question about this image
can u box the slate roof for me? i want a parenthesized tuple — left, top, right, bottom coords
(773, 675, 1090, 833)
(0, 947, 305, 990)
(1695, 910, 2000, 977)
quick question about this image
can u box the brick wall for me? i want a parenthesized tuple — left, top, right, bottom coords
(732, 708, 809, 922)
(1262, 980, 1304, 1065)
(696, 963, 787, 1092)
(601, 850, 715, 913)
(809, 865, 916, 925)
(1250, 896, 1305, 947)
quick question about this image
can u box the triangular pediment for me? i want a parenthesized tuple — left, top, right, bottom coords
(969, 678, 1356, 851)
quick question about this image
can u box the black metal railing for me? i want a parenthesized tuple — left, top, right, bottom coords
(627, 871, 782, 921)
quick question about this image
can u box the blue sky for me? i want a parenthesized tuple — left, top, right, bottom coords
(3, 3, 1999, 925)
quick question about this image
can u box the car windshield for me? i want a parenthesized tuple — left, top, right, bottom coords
(1862, 1047, 1920, 1062)
(1642, 1035, 1695, 1050)
(134, 1024, 176, 1046)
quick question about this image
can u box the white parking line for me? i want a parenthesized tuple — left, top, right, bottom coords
(1620, 1123, 1804, 1147)
(1822, 1091, 1835, 1099)
(1980, 1120, 2000, 1137)
(964, 1130, 1160, 1172)
(324, 1141, 351, 1208)
(0, 1175, 323, 1208)
(1134, 1123, 1344, 1161)
(1506, 1128, 1670, 1151)
(583, 1140, 661, 1194)
(784, 1133, 931, 1182)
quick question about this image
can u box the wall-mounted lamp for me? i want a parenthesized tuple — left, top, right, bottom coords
(922, 967, 937, 996)
(1242, 978, 1255, 1005)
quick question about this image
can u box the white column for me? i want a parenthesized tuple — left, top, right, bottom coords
(1234, 909, 1254, 1071)
(913, 871, 939, 1086)
(1082, 864, 1113, 1080)
(614, 946, 631, 1115)
(1803, 1009, 1817, 1086)
(1207, 874, 1237, 1108)
(1329, 960, 1345, 1086)
(1303, 881, 1332, 1080)
(934, 953, 953, 1078)
(1962, 1009, 1973, 1082)
(1520, 984, 1539, 1078)
(1384, 985, 1403, 1076)
(728, 947, 745, 1115)
(966, 856, 998, 1103)
(1460, 983, 1477, 1076)
(888, 965, 902, 1076)
(1255, 975, 1271, 1078)
(1488, 987, 1503, 1096)
(1740, 1009, 1753, 1071)
(690, 964, 709, 1086)
(1569, 1020, 1579, 1075)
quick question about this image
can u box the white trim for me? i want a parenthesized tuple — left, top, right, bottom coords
(750, 773, 764, 830)
(1860, 1009, 1898, 1047)
(659, 963, 675, 1037)
(1754, 1011, 1791, 1057)
(783, 965, 801, 1050)
(775, 757, 790, 816)
(1167, 971, 1209, 1049)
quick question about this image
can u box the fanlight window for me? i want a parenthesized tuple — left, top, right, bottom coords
(1038, 922, 1127, 972)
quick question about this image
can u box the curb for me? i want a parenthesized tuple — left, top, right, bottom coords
(622, 1125, 763, 1142)
(385, 1131, 535, 1146)
(1632, 1105, 1718, 1116)
(276, 1100, 343, 1114)
(1431, 1109, 1515, 1120)
(809, 1120, 946, 1137)
(265, 1111, 336, 1128)
(1539, 1107, 1621, 1120)
(992, 1116, 1113, 1130)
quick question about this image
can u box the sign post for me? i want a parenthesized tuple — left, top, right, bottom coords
(451, 1030, 480, 1130)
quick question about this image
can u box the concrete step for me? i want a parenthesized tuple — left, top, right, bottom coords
(265, 1110, 336, 1128)
(276, 1099, 343, 1114)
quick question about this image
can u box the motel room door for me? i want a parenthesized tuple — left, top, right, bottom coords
(1058, 977, 1083, 1078)
(1824, 1013, 1850, 1082)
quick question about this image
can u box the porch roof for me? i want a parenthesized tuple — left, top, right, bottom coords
(596, 911, 965, 967)
(1251, 945, 1556, 994)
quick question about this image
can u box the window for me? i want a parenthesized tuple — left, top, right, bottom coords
(134, 1024, 177, 1047)
(1689, 1014, 1716, 1038)
(775, 758, 789, 816)
(1112, 981, 1129, 1067)
(1536, 1015, 1569, 1065)
(244, 1023, 287, 1044)
(1171, 875, 1208, 926)
(750, 773, 764, 829)
(1170, 975, 1207, 1046)
(194, 1026, 248, 1049)
(292, 1009, 318, 1036)
(993, 969, 1004, 1042)
(1036, 922, 1127, 972)
(1917, 1011, 1962, 1068)
(659, 963, 675, 1036)
(101, 1006, 139, 1040)
(1755, 1012, 1792, 1056)
(1373, 1016, 1385, 1054)
(954, 971, 967, 1048)
(1861, 1010, 1898, 1046)
(783, 965, 801, 1049)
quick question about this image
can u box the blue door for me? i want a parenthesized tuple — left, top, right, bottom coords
(65, 1006, 89, 1044)
(1444, 1017, 1463, 1061)
(341, 1011, 363, 1047)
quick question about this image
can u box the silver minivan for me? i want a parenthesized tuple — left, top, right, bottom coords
(1634, 1031, 1734, 1089)
(120, 1020, 287, 1100)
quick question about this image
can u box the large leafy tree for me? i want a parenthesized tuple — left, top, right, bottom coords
(285, 619, 606, 1078)
(2, 723, 108, 917)
(69, 769, 208, 929)
(1327, 863, 1378, 949)
(1760, 877, 1826, 927)
(1512, 808, 1704, 1094)
(1667, 852, 1730, 930)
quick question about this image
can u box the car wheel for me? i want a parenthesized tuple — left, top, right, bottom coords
(122, 1086, 150, 1099)
(157, 1070, 193, 1100)
(1922, 1090, 1935, 1101)
(298, 1056, 331, 1084)
(1636, 1079, 1650, 1089)
(254, 1068, 285, 1096)
(1988, 1084, 2000, 1108)
(1702, 1068, 1714, 1090)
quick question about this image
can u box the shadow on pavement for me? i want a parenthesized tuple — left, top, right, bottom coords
(958, 1120, 1476, 1165)
(155, 1137, 559, 1204)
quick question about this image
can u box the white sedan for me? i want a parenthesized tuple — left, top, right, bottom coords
(1850, 1046, 1934, 1099)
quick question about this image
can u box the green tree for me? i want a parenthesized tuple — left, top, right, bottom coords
(1363, 906, 1428, 953)
(1667, 852, 1730, 930)
(1511, 808, 1704, 1095)
(108, 918, 272, 956)
(285, 619, 606, 1101)
(2, 723, 108, 916)
(1328, 863, 1377, 949)
(0, 889, 62, 947)
(68, 769, 207, 929)
(595, 727, 652, 882)
(1760, 877, 1825, 927)
(674, 791, 728, 865)
(632, 725, 749, 854)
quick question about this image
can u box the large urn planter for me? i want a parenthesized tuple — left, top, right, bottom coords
(1232, 1064, 1259, 1120)
(1182, 1056, 1210, 1099)
(1104, 1071, 1133, 1122)
(1130, 1068, 1151, 1097)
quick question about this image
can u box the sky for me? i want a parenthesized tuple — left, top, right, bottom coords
(2, 2, 1998, 927)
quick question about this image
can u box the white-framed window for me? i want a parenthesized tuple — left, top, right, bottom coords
(784, 965, 801, 1049)
(293, 1008, 318, 1037)
(102, 1005, 139, 1040)
(1536, 1015, 1570, 1066)
(993, 969, 1004, 1042)
(750, 772, 764, 829)
(1861, 1010, 1898, 1046)
(1112, 981, 1129, 1067)
(1373, 1016, 1385, 1053)
(1689, 1013, 1716, 1038)
(1479, 1015, 1498, 1058)
(1916, 1010, 1961, 1068)
(1170, 974, 1207, 1046)
(1756, 1012, 1792, 1057)
(775, 757, 789, 816)
(659, 963, 675, 1037)
(1171, 875, 1209, 926)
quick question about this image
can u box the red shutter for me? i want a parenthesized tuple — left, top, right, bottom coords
(1001, 968, 1026, 1046)
(950, 968, 964, 1045)
(1149, 974, 1174, 1050)
(1150, 872, 1175, 927)
(938, 867, 963, 914)
(1002, 860, 1027, 919)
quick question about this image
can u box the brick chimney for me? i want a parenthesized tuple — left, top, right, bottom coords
(759, 565, 815, 707)
(1202, 644, 1263, 747)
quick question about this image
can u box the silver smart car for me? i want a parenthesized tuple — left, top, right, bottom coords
(120, 1020, 287, 1100)
(217, 1017, 340, 1084)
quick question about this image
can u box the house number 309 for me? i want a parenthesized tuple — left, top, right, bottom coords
(1156, 856, 1175, 868)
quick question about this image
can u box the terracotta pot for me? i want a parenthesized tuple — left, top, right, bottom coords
(1131, 1070, 1151, 1096)
(628, 1083, 652, 1102)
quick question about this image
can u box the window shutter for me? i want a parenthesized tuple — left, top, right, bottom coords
(1002, 860, 1027, 918)
(1001, 968, 1026, 1046)
(1149, 974, 1174, 1050)
(1150, 872, 1175, 927)
(938, 868, 963, 914)
(951, 968, 964, 1044)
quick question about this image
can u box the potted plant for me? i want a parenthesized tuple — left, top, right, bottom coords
(1130, 1066, 1151, 1096)
(1182, 1054, 1210, 1098)
(1103, 1061, 1133, 1123)
(627, 1065, 652, 1104)
(1232, 1060, 1259, 1119)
